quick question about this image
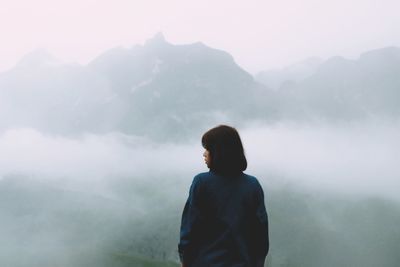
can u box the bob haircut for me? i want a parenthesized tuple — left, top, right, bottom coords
(201, 125, 247, 175)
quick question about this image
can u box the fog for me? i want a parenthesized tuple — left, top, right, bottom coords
(1, 119, 399, 200)
(1, 35, 400, 266)
(0, 128, 200, 181)
(1, 119, 399, 266)
(243, 119, 400, 199)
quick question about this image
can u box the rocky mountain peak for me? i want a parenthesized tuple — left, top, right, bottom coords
(144, 32, 168, 48)
(16, 48, 60, 68)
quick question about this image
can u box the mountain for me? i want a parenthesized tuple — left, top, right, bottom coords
(255, 57, 322, 90)
(16, 48, 62, 68)
(0, 34, 276, 141)
(88, 33, 276, 140)
(0, 50, 121, 135)
(258, 47, 400, 120)
(1, 38, 399, 141)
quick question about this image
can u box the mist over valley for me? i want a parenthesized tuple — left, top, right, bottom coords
(1, 36, 399, 266)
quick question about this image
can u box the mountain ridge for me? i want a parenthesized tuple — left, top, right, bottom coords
(0, 36, 399, 141)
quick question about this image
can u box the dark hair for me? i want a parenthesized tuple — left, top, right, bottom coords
(201, 125, 247, 175)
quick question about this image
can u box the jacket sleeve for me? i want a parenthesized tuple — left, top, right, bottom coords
(254, 181, 269, 267)
(178, 176, 203, 264)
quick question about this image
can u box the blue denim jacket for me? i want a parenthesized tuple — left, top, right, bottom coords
(178, 171, 269, 267)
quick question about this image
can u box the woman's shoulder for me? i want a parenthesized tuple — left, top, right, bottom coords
(194, 171, 212, 178)
(241, 172, 259, 182)
(194, 171, 260, 184)
(241, 173, 264, 191)
(193, 171, 215, 182)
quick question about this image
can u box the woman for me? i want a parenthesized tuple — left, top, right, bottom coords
(178, 125, 269, 267)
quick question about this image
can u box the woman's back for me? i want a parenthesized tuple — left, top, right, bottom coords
(178, 125, 269, 267)
(179, 171, 269, 267)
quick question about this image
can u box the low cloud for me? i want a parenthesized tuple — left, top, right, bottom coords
(1, 119, 399, 200)
(0, 120, 399, 266)
(242, 119, 400, 199)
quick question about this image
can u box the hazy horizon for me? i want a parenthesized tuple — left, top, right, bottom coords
(1, 0, 400, 73)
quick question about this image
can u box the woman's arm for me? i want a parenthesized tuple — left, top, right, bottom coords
(253, 181, 269, 265)
(178, 175, 203, 266)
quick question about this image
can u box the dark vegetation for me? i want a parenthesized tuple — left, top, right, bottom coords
(1, 174, 399, 267)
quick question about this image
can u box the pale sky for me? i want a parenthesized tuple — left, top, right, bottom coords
(1, 0, 399, 73)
